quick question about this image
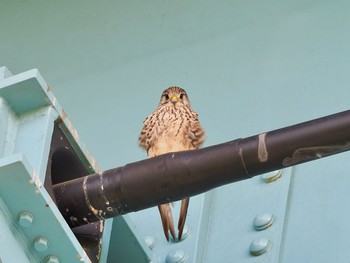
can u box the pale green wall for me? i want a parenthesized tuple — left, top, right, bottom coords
(1, 1, 350, 262)
(1, 0, 349, 169)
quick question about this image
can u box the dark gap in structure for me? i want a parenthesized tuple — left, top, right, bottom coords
(44, 121, 103, 263)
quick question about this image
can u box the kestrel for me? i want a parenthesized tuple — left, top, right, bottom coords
(139, 86, 205, 241)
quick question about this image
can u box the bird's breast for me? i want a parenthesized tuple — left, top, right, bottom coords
(147, 110, 194, 156)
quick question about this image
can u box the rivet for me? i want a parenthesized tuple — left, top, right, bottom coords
(18, 212, 34, 228)
(144, 236, 157, 250)
(44, 256, 60, 263)
(249, 238, 271, 256)
(180, 225, 191, 240)
(33, 237, 49, 252)
(261, 170, 282, 183)
(166, 249, 187, 263)
(253, 213, 275, 231)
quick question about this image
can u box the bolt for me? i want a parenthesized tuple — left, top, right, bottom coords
(33, 237, 49, 252)
(18, 212, 34, 228)
(249, 238, 271, 256)
(261, 169, 282, 183)
(253, 213, 275, 231)
(44, 256, 60, 263)
(166, 249, 187, 263)
(144, 236, 157, 250)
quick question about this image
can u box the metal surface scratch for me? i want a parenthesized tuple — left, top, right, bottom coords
(96, 232, 103, 260)
(51, 97, 57, 107)
(68, 121, 79, 141)
(258, 133, 268, 162)
(83, 176, 101, 219)
(239, 148, 249, 175)
(77, 251, 89, 262)
(99, 221, 104, 232)
(31, 169, 43, 188)
(98, 171, 110, 206)
(61, 109, 67, 121)
(83, 147, 100, 172)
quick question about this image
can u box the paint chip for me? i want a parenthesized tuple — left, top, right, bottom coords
(258, 133, 268, 162)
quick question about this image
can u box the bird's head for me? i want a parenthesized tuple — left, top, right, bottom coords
(159, 86, 191, 108)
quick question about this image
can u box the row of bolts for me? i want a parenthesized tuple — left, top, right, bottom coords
(17, 211, 59, 263)
(145, 169, 283, 263)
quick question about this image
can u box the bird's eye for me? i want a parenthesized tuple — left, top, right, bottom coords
(180, 93, 185, 99)
(163, 94, 169, 100)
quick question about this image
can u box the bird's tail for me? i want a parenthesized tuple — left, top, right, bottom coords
(158, 204, 176, 241)
(178, 198, 190, 240)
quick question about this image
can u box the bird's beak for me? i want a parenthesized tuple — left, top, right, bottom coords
(170, 96, 179, 105)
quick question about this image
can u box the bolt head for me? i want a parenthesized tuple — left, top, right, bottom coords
(34, 237, 49, 252)
(166, 249, 187, 263)
(249, 237, 271, 256)
(253, 213, 275, 231)
(18, 212, 33, 228)
(44, 256, 60, 263)
(144, 236, 157, 250)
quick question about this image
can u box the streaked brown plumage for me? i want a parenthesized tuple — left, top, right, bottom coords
(139, 86, 205, 241)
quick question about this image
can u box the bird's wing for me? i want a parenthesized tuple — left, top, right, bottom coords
(158, 204, 176, 241)
(178, 198, 190, 240)
(188, 111, 205, 148)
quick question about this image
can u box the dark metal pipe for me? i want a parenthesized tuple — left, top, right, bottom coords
(53, 110, 350, 227)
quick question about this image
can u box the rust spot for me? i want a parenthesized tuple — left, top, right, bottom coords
(47, 86, 52, 92)
(61, 109, 67, 121)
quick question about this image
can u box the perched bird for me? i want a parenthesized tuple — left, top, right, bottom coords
(139, 86, 205, 241)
